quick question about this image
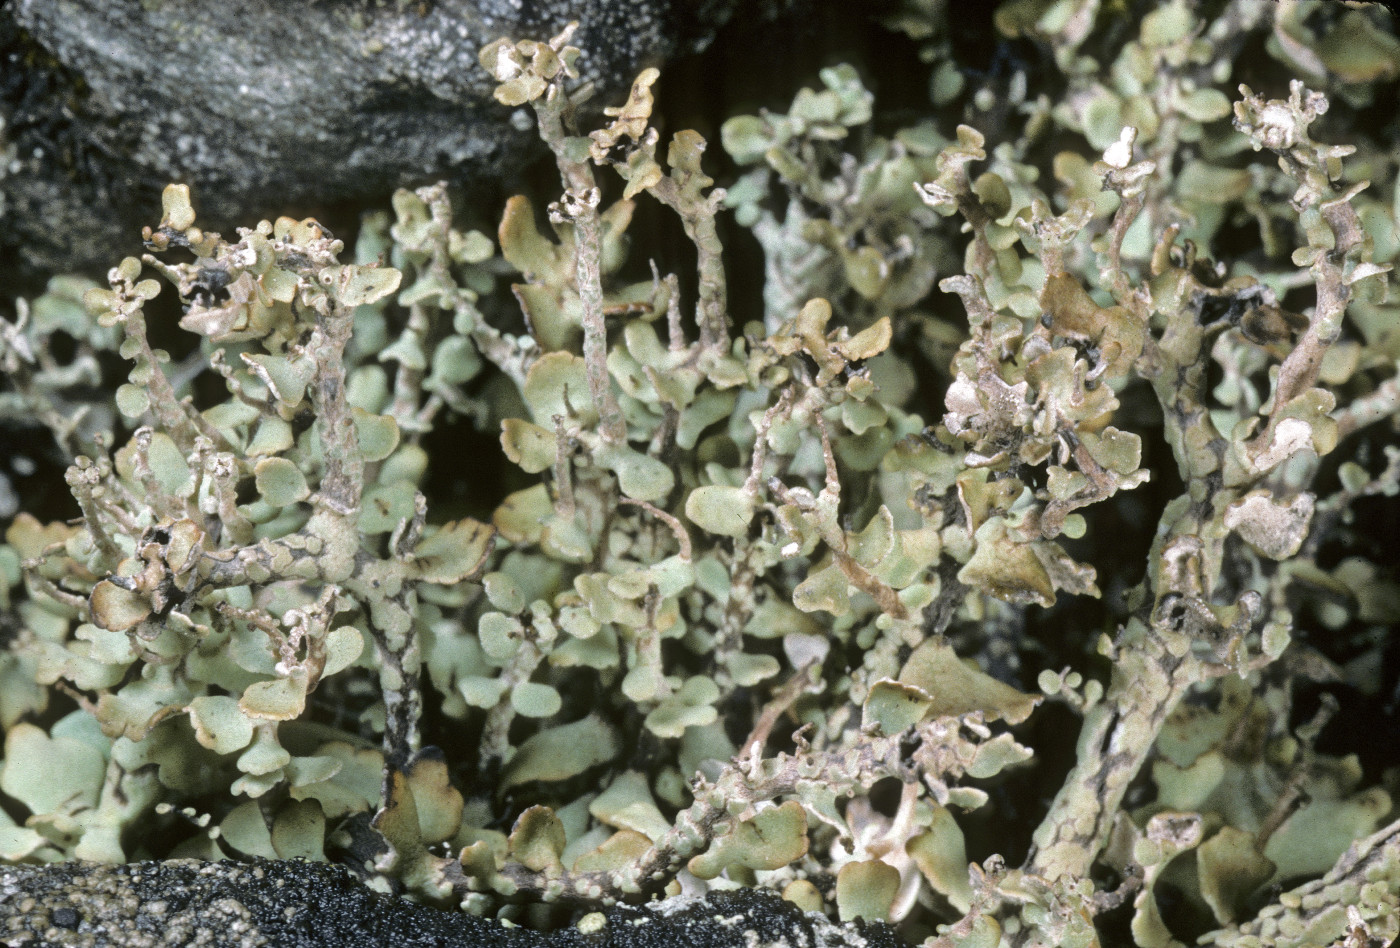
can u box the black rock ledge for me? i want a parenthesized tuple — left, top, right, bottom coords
(0, 858, 907, 948)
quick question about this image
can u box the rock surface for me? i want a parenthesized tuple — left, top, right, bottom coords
(0, 858, 903, 948)
(0, 0, 736, 279)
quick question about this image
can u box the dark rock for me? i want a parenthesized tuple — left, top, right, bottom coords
(0, 858, 907, 948)
(0, 0, 737, 282)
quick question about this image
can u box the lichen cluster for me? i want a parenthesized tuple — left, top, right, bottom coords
(2, 2, 1399, 947)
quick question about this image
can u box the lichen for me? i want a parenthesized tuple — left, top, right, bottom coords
(2, 2, 1400, 948)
